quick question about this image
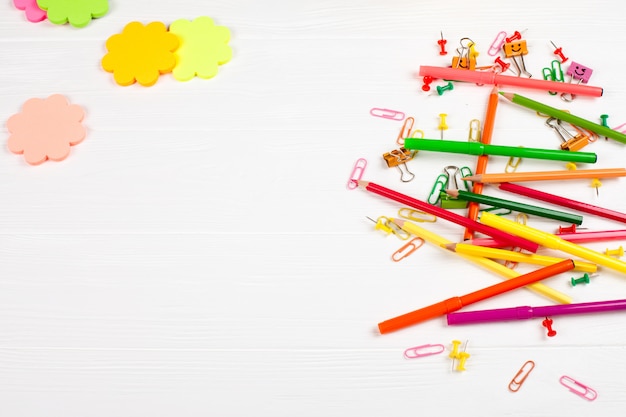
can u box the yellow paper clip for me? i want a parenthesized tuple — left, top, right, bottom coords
(385, 218, 411, 240)
(509, 360, 535, 392)
(391, 237, 425, 262)
(396, 117, 414, 146)
(505, 155, 522, 173)
(398, 208, 436, 223)
(468, 119, 482, 142)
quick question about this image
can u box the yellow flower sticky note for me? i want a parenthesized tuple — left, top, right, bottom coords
(169, 16, 232, 82)
(101, 21, 179, 87)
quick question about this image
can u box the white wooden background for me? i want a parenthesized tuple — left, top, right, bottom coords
(2, 1, 626, 415)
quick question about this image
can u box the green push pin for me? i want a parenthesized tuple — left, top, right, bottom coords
(571, 273, 592, 286)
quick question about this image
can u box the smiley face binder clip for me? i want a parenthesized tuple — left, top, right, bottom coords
(561, 61, 593, 102)
(452, 37, 477, 70)
(502, 37, 531, 77)
(427, 165, 472, 209)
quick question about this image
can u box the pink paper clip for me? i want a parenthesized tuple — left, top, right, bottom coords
(346, 158, 367, 190)
(559, 375, 598, 401)
(403, 343, 445, 359)
(488, 31, 507, 56)
(392, 237, 424, 262)
(370, 108, 405, 121)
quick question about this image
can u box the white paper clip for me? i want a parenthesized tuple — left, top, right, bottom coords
(403, 343, 445, 359)
(370, 108, 405, 121)
(559, 375, 598, 401)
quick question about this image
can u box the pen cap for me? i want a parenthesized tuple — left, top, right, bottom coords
(447, 306, 533, 325)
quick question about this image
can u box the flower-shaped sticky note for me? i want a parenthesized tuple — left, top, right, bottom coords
(7, 94, 86, 165)
(13, 0, 47, 23)
(169, 16, 232, 82)
(36, 0, 109, 28)
(102, 21, 180, 87)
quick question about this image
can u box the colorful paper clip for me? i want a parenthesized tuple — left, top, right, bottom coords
(488, 31, 507, 56)
(468, 119, 481, 142)
(404, 343, 445, 359)
(347, 158, 367, 190)
(392, 237, 425, 262)
(559, 375, 598, 401)
(370, 108, 405, 121)
(398, 208, 437, 223)
(542, 60, 564, 95)
(382, 147, 416, 182)
(508, 360, 535, 392)
(505, 155, 522, 173)
(396, 116, 415, 146)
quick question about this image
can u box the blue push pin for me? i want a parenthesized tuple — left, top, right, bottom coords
(436, 81, 454, 96)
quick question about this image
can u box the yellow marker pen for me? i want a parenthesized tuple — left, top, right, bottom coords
(392, 218, 571, 304)
(480, 212, 626, 275)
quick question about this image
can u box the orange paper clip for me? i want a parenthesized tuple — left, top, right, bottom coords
(508, 360, 535, 392)
(397, 117, 415, 146)
(559, 375, 598, 401)
(392, 237, 425, 262)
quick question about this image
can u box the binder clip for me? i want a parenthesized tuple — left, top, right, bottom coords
(427, 165, 472, 209)
(503, 39, 531, 77)
(545, 117, 592, 151)
(382, 147, 416, 182)
(561, 61, 593, 102)
(452, 37, 477, 70)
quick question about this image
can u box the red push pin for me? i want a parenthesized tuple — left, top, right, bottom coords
(550, 40, 569, 63)
(494, 56, 510, 72)
(437, 31, 448, 55)
(505, 30, 522, 43)
(422, 75, 434, 91)
(542, 317, 557, 337)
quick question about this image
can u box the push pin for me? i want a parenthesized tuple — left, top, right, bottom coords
(468, 41, 479, 59)
(494, 56, 510, 73)
(382, 147, 416, 182)
(600, 114, 609, 140)
(571, 273, 592, 286)
(456, 351, 471, 371)
(565, 162, 577, 171)
(557, 224, 577, 234)
(605, 246, 624, 258)
(438, 113, 448, 139)
(449, 339, 462, 359)
(505, 30, 522, 43)
(422, 75, 434, 92)
(436, 81, 454, 96)
(437, 31, 448, 55)
(542, 317, 557, 337)
(550, 40, 569, 63)
(366, 216, 393, 235)
(590, 178, 602, 196)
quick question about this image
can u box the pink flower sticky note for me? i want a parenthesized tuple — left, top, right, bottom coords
(102, 21, 180, 87)
(13, 0, 47, 23)
(169, 16, 232, 81)
(7, 95, 86, 165)
(36, 0, 109, 28)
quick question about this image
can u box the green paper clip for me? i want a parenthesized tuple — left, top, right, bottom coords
(428, 165, 473, 208)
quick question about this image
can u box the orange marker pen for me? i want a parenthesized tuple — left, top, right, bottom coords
(377, 259, 575, 334)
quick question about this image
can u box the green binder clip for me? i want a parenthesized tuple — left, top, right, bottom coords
(427, 165, 473, 209)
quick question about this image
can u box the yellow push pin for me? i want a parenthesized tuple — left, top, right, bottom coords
(565, 162, 577, 171)
(449, 339, 462, 359)
(438, 113, 448, 140)
(605, 246, 624, 258)
(591, 178, 602, 196)
(457, 351, 471, 371)
(366, 216, 392, 235)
